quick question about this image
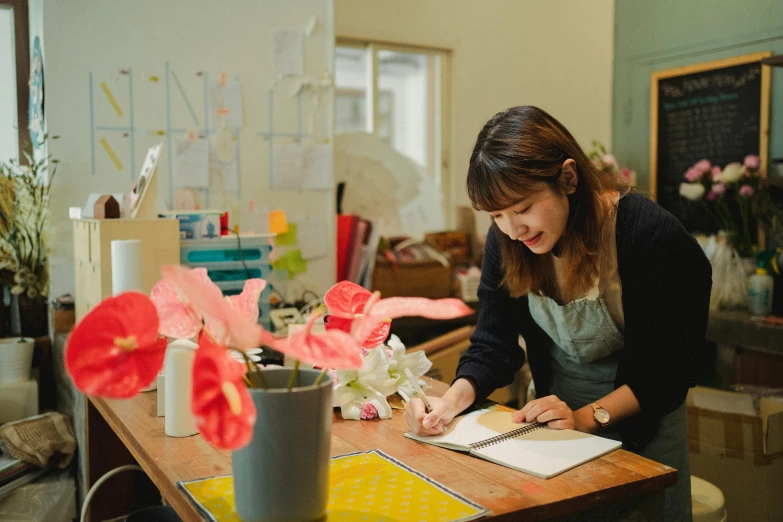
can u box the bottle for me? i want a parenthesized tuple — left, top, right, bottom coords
(164, 338, 199, 437)
(748, 267, 774, 316)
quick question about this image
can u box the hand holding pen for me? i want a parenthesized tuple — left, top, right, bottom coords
(402, 369, 456, 436)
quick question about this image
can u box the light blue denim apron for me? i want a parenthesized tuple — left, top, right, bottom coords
(528, 292, 692, 522)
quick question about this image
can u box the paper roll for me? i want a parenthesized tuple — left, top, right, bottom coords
(164, 339, 199, 437)
(111, 239, 142, 295)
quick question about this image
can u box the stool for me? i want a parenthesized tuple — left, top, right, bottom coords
(691, 475, 727, 522)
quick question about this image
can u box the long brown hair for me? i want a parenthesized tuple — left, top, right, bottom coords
(467, 106, 628, 301)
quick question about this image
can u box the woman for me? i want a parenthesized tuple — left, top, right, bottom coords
(405, 106, 711, 521)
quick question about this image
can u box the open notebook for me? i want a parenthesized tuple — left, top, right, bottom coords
(405, 409, 621, 479)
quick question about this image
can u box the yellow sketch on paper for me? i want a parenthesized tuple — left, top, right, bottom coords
(177, 450, 488, 522)
(100, 138, 123, 170)
(99, 81, 124, 117)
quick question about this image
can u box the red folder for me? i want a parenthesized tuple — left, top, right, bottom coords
(336, 214, 358, 281)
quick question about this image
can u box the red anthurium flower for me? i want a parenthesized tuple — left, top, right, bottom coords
(161, 265, 263, 350)
(285, 311, 364, 369)
(370, 296, 473, 320)
(191, 332, 256, 450)
(227, 279, 266, 324)
(324, 314, 390, 348)
(150, 267, 212, 339)
(323, 281, 374, 318)
(324, 281, 473, 346)
(65, 292, 167, 398)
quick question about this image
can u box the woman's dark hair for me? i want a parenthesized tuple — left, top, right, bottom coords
(467, 106, 629, 301)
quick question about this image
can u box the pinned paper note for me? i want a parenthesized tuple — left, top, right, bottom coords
(271, 143, 304, 190)
(275, 223, 298, 246)
(239, 201, 270, 235)
(272, 249, 307, 279)
(174, 138, 209, 188)
(303, 144, 332, 191)
(210, 82, 243, 129)
(269, 210, 289, 235)
(272, 144, 333, 191)
(297, 215, 328, 260)
(209, 132, 239, 193)
(273, 30, 304, 77)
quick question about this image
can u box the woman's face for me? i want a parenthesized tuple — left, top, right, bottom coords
(489, 183, 571, 255)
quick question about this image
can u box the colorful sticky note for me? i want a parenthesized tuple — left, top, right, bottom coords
(269, 210, 289, 235)
(275, 223, 298, 246)
(272, 249, 307, 279)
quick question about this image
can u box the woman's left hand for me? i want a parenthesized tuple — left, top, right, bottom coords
(511, 395, 575, 430)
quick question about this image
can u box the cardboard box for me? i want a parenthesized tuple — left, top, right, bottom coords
(425, 231, 471, 263)
(51, 309, 75, 333)
(372, 259, 451, 299)
(687, 386, 783, 522)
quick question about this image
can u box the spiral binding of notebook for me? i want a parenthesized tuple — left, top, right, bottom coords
(468, 421, 545, 450)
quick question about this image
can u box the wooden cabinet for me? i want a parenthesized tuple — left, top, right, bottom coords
(73, 219, 180, 320)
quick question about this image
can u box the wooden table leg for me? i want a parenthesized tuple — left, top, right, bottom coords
(85, 397, 160, 521)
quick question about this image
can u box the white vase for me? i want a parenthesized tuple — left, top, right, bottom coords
(0, 337, 35, 383)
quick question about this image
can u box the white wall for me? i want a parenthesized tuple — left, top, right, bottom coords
(42, 0, 335, 299)
(336, 0, 615, 239)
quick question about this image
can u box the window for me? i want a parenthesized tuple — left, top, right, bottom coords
(0, 0, 29, 164)
(335, 41, 448, 188)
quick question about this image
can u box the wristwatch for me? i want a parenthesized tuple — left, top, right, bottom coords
(590, 403, 610, 431)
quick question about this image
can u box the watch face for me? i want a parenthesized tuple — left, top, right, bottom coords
(595, 408, 610, 424)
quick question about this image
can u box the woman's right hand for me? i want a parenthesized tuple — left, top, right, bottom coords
(404, 396, 459, 436)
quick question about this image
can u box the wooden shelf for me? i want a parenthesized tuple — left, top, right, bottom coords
(707, 310, 783, 356)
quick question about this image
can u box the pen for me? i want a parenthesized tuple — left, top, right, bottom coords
(404, 368, 433, 413)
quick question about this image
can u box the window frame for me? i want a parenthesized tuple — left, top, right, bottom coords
(1, 0, 30, 164)
(336, 37, 453, 226)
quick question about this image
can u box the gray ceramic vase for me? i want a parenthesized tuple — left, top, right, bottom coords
(232, 368, 333, 522)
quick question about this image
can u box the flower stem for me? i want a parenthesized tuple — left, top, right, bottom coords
(287, 360, 300, 391)
(314, 367, 329, 386)
(255, 367, 268, 389)
(237, 349, 267, 389)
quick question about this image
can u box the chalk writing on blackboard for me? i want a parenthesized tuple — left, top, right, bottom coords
(651, 53, 769, 233)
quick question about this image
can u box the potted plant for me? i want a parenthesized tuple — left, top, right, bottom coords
(65, 266, 472, 521)
(679, 155, 763, 260)
(0, 135, 58, 338)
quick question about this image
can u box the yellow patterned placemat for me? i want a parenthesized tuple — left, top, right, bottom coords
(177, 449, 489, 521)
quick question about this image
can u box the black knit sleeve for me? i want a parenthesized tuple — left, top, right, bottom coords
(615, 195, 712, 419)
(455, 226, 527, 403)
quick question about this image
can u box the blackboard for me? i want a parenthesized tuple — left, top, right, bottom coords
(650, 52, 771, 233)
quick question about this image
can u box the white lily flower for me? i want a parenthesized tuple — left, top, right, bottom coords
(333, 347, 398, 420)
(386, 334, 432, 397)
(679, 182, 705, 201)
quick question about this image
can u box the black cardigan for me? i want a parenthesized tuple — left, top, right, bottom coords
(455, 193, 712, 451)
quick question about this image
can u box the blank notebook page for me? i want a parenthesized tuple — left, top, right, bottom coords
(472, 427, 621, 479)
(410, 409, 527, 450)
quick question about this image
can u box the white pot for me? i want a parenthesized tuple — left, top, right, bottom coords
(0, 337, 35, 383)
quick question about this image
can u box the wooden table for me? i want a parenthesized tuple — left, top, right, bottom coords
(86, 381, 676, 521)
